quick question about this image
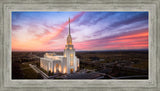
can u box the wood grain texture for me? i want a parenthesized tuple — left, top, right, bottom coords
(0, 0, 160, 91)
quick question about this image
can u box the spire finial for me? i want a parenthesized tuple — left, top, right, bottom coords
(69, 17, 70, 35)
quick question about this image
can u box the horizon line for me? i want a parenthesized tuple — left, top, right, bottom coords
(12, 49, 148, 52)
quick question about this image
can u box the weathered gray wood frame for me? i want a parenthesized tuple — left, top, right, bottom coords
(0, 0, 159, 91)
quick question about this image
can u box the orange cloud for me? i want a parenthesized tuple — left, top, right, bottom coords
(73, 30, 148, 51)
(104, 31, 148, 50)
(116, 32, 148, 39)
(12, 12, 85, 51)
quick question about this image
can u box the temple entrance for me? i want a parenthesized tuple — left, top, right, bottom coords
(70, 68, 73, 73)
(56, 64, 59, 73)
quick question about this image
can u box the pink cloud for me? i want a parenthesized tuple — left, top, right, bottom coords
(12, 12, 85, 51)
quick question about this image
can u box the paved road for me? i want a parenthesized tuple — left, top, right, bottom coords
(106, 74, 148, 79)
(29, 64, 49, 79)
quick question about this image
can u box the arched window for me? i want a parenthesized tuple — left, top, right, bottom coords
(70, 54, 73, 66)
(56, 64, 59, 72)
(70, 68, 73, 73)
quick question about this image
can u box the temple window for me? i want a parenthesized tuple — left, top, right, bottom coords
(70, 54, 73, 66)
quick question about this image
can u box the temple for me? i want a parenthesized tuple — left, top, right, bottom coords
(40, 18, 80, 74)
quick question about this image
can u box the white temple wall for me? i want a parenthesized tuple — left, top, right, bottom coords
(64, 49, 77, 74)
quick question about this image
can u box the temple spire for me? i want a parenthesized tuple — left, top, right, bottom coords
(67, 17, 72, 45)
(69, 17, 70, 35)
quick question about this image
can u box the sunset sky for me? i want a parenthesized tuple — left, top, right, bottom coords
(12, 11, 148, 51)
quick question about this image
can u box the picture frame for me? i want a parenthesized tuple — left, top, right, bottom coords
(0, 0, 160, 91)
